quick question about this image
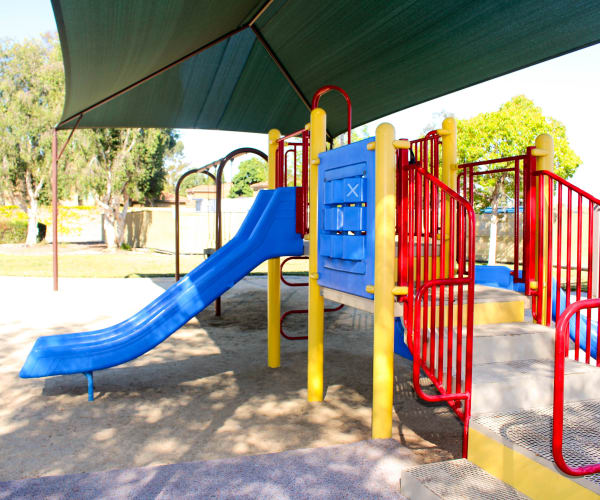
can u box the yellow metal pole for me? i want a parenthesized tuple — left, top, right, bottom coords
(372, 122, 396, 438)
(268, 128, 281, 367)
(438, 117, 457, 277)
(308, 108, 326, 401)
(533, 133, 554, 325)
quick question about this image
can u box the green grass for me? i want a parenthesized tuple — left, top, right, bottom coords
(0, 251, 309, 278)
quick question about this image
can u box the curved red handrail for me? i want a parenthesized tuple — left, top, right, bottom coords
(280, 256, 308, 287)
(279, 254, 344, 339)
(534, 169, 600, 206)
(311, 85, 352, 145)
(553, 298, 600, 475)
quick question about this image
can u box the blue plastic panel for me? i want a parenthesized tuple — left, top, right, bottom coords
(317, 138, 375, 298)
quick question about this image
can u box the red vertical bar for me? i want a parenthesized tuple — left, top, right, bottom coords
(424, 177, 433, 370)
(406, 166, 414, 351)
(456, 204, 465, 394)
(293, 146, 298, 187)
(556, 184, 563, 319)
(302, 130, 309, 234)
(546, 177, 553, 326)
(433, 183, 441, 383)
(416, 172, 426, 360)
(514, 160, 521, 280)
(447, 198, 455, 393)
(566, 190, 572, 311)
(537, 174, 544, 323)
(416, 171, 423, 291)
(576, 195, 582, 360)
(438, 191, 446, 384)
(586, 200, 593, 363)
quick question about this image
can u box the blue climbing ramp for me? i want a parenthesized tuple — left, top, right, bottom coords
(20, 188, 303, 380)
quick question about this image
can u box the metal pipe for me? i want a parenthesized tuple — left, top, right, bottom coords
(311, 85, 352, 145)
(52, 129, 58, 291)
(216, 147, 268, 317)
(175, 168, 216, 281)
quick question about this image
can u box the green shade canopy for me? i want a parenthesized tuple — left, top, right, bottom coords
(53, 0, 600, 136)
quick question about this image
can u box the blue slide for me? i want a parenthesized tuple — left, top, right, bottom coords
(475, 265, 598, 360)
(20, 188, 303, 394)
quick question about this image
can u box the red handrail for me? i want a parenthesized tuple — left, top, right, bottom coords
(410, 130, 441, 177)
(457, 153, 530, 285)
(275, 128, 309, 235)
(400, 161, 476, 458)
(311, 85, 352, 145)
(553, 298, 600, 475)
(279, 257, 344, 340)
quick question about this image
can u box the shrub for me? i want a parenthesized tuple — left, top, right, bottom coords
(0, 219, 28, 243)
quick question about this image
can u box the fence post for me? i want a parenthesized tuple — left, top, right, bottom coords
(268, 128, 282, 367)
(533, 133, 554, 325)
(307, 108, 326, 401)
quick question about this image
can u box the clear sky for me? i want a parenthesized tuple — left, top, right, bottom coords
(2, 1, 599, 192)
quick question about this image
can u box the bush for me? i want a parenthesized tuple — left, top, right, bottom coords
(0, 219, 27, 243)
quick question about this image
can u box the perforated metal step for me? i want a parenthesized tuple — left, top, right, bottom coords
(472, 400, 600, 492)
(401, 459, 530, 499)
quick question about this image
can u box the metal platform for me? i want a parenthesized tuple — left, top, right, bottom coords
(472, 400, 600, 492)
(401, 458, 530, 500)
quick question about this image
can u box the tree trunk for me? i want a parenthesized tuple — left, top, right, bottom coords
(102, 197, 130, 249)
(25, 199, 38, 246)
(24, 171, 44, 247)
(488, 209, 498, 266)
(487, 178, 505, 266)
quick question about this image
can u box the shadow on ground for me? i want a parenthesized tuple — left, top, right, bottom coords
(0, 276, 461, 483)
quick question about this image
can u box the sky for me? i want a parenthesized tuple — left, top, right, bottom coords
(2, 1, 599, 192)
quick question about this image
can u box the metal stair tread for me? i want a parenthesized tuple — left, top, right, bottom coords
(401, 458, 530, 499)
(472, 358, 600, 384)
(472, 401, 600, 490)
(472, 322, 554, 337)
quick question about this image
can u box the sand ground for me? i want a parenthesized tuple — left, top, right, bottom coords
(0, 275, 461, 481)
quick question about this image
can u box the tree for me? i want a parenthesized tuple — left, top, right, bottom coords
(457, 96, 581, 265)
(163, 139, 188, 193)
(332, 125, 370, 148)
(78, 128, 178, 248)
(0, 35, 65, 245)
(229, 158, 267, 198)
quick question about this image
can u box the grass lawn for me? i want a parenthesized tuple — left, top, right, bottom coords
(0, 250, 309, 278)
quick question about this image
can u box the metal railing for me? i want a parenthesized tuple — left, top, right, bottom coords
(398, 148, 476, 457)
(410, 130, 441, 177)
(457, 153, 531, 285)
(554, 298, 600, 475)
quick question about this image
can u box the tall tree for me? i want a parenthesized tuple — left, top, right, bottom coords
(457, 96, 581, 264)
(229, 158, 267, 198)
(79, 128, 178, 248)
(0, 35, 65, 245)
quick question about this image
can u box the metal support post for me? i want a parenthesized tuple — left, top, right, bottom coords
(268, 129, 282, 367)
(372, 123, 396, 438)
(307, 108, 326, 401)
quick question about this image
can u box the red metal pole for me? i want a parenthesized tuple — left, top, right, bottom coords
(52, 128, 58, 291)
(311, 85, 352, 144)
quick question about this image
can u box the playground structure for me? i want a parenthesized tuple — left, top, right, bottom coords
(23, 82, 600, 497)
